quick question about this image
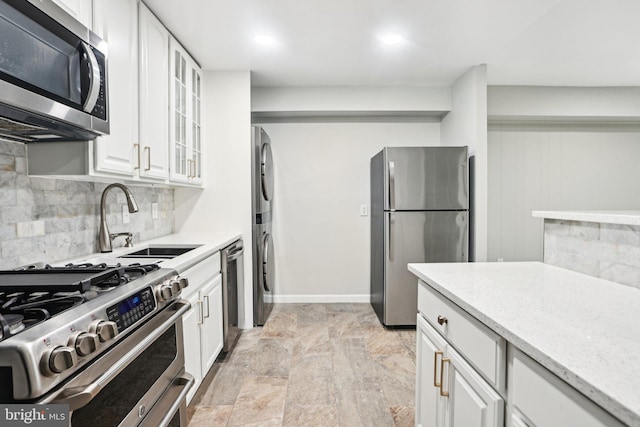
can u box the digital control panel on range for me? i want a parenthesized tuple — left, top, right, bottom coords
(106, 288, 155, 331)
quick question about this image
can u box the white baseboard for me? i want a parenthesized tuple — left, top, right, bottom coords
(269, 294, 371, 303)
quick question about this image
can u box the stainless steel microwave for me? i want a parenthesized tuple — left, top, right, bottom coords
(0, 0, 109, 142)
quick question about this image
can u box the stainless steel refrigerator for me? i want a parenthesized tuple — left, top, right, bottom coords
(370, 146, 469, 326)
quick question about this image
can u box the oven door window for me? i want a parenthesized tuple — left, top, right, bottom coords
(71, 325, 178, 427)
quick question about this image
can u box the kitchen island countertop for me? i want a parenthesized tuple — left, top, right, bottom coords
(408, 261, 640, 427)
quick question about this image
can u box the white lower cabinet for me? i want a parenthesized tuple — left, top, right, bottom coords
(416, 314, 504, 427)
(417, 314, 447, 427)
(445, 345, 504, 427)
(180, 252, 223, 404)
(183, 292, 202, 403)
(508, 348, 624, 427)
(417, 281, 627, 427)
(199, 276, 223, 375)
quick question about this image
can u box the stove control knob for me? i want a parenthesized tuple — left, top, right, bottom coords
(89, 320, 118, 342)
(74, 332, 100, 356)
(157, 284, 174, 302)
(169, 279, 181, 294)
(49, 346, 77, 373)
(177, 276, 189, 289)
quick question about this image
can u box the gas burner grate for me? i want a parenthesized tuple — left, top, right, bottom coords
(0, 292, 84, 340)
(0, 262, 161, 339)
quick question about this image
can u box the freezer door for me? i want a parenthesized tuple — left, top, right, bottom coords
(384, 211, 468, 326)
(384, 147, 468, 211)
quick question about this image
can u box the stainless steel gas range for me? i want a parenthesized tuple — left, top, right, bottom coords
(0, 262, 194, 427)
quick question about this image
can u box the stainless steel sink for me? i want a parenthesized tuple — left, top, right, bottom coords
(118, 245, 201, 259)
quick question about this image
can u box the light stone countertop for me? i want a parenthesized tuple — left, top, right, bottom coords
(62, 231, 242, 273)
(532, 210, 640, 226)
(408, 261, 640, 427)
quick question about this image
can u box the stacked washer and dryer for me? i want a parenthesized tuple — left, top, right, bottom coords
(251, 126, 275, 325)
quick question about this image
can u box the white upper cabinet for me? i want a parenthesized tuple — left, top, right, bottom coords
(92, 0, 138, 177)
(28, 1, 203, 187)
(51, 0, 92, 29)
(138, 2, 169, 180)
(169, 38, 203, 185)
(190, 66, 203, 184)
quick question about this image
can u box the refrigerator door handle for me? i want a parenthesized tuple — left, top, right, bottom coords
(388, 161, 396, 211)
(388, 213, 394, 261)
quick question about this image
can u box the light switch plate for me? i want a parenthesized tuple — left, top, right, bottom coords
(122, 205, 130, 224)
(360, 204, 368, 216)
(152, 203, 159, 219)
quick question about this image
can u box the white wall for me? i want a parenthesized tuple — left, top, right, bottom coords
(174, 71, 254, 328)
(252, 86, 450, 114)
(486, 84, 640, 262)
(488, 126, 640, 262)
(441, 65, 488, 261)
(258, 121, 441, 302)
(488, 86, 640, 121)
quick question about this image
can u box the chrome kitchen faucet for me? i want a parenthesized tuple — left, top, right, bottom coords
(99, 183, 139, 252)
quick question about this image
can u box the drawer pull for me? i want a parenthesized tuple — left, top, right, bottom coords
(437, 315, 448, 326)
(433, 350, 443, 387)
(440, 357, 450, 397)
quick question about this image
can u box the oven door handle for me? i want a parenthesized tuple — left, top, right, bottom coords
(138, 372, 195, 427)
(42, 299, 191, 411)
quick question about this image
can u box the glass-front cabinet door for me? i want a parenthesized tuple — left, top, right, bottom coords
(191, 67, 203, 183)
(169, 38, 203, 185)
(170, 41, 188, 181)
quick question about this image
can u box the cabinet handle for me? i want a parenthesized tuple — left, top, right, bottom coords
(439, 357, 450, 397)
(187, 159, 193, 178)
(437, 315, 448, 326)
(144, 146, 151, 171)
(203, 295, 210, 318)
(433, 350, 443, 387)
(191, 158, 197, 178)
(197, 300, 203, 325)
(133, 144, 140, 170)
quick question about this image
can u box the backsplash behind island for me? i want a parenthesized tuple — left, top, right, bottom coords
(0, 140, 174, 269)
(543, 219, 640, 289)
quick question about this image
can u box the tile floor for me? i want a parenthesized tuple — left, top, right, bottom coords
(187, 303, 416, 426)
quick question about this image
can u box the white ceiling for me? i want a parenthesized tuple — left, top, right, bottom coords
(144, 0, 640, 88)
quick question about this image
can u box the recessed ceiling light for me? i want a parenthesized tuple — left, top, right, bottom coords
(254, 34, 277, 46)
(377, 33, 405, 45)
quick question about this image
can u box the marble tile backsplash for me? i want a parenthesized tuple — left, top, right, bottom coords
(543, 219, 640, 289)
(0, 139, 174, 269)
